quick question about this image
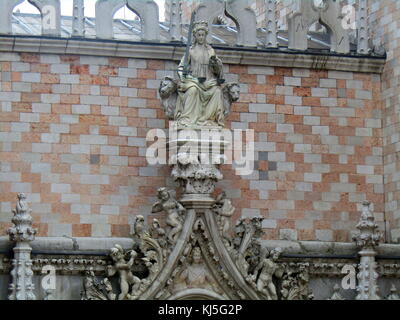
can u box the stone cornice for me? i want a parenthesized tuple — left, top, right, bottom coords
(0, 35, 386, 74)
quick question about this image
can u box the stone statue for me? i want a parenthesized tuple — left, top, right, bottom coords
(222, 82, 240, 117)
(81, 270, 108, 300)
(250, 247, 283, 300)
(213, 192, 235, 246)
(178, 247, 214, 290)
(149, 218, 168, 257)
(102, 278, 116, 300)
(151, 188, 185, 244)
(106, 244, 141, 300)
(159, 76, 179, 120)
(281, 264, 313, 300)
(132, 215, 146, 238)
(174, 21, 229, 127)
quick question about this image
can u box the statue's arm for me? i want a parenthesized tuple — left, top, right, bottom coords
(178, 54, 191, 81)
(177, 202, 186, 214)
(152, 202, 163, 213)
(209, 48, 224, 79)
(127, 251, 136, 268)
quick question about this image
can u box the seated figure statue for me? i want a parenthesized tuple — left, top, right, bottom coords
(174, 21, 230, 127)
(158, 21, 240, 127)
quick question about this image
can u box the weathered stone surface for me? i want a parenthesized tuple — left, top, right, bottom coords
(288, 0, 350, 53)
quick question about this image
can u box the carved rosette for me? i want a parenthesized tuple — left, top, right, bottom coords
(352, 201, 382, 300)
(7, 193, 37, 300)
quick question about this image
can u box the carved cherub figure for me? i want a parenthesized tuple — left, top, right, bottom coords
(102, 278, 116, 300)
(252, 247, 283, 300)
(107, 244, 141, 300)
(132, 215, 146, 238)
(16, 193, 29, 212)
(152, 188, 185, 244)
(213, 192, 235, 246)
(150, 218, 168, 256)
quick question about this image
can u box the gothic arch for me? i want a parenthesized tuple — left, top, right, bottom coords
(95, 0, 159, 41)
(288, 0, 350, 53)
(225, 0, 257, 47)
(168, 289, 226, 300)
(0, 0, 25, 34)
(28, 0, 61, 36)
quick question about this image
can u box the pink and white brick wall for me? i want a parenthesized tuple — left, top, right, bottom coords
(0, 50, 385, 242)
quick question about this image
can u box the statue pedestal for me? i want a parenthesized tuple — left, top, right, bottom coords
(168, 127, 230, 206)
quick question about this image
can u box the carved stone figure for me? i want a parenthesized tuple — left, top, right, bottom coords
(233, 217, 264, 277)
(281, 265, 313, 300)
(132, 215, 146, 239)
(149, 218, 168, 257)
(152, 188, 185, 244)
(81, 270, 107, 300)
(175, 21, 228, 127)
(106, 244, 141, 300)
(248, 248, 283, 300)
(159, 76, 178, 120)
(222, 82, 240, 117)
(213, 192, 235, 246)
(103, 278, 116, 300)
(177, 247, 214, 290)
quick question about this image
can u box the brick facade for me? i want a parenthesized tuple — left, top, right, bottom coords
(0, 51, 385, 242)
(369, 0, 400, 242)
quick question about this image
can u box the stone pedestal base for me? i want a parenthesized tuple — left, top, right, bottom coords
(168, 127, 230, 203)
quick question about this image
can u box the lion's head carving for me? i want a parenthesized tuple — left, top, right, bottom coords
(159, 76, 179, 120)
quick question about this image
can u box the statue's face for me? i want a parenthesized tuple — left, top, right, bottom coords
(195, 30, 207, 45)
(160, 79, 175, 96)
(193, 250, 201, 263)
(230, 85, 240, 101)
(272, 251, 280, 261)
(160, 190, 169, 200)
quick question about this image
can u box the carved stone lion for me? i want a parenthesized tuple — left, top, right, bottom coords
(222, 82, 240, 117)
(159, 76, 178, 120)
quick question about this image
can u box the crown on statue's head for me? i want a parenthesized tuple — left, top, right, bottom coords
(193, 20, 209, 34)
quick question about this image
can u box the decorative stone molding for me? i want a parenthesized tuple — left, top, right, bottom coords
(28, 0, 61, 36)
(357, 0, 370, 55)
(0, 36, 385, 74)
(265, 0, 277, 48)
(0, 0, 24, 34)
(72, 0, 85, 38)
(352, 201, 382, 300)
(167, 0, 182, 42)
(288, 0, 350, 53)
(7, 193, 37, 300)
(95, 0, 160, 41)
(171, 153, 223, 204)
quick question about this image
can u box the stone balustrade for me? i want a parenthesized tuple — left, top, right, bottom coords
(0, 0, 372, 55)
